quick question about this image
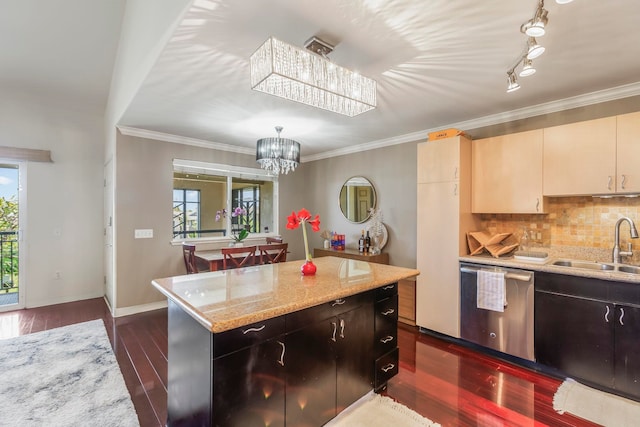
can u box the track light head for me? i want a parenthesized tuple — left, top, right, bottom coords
(519, 58, 536, 77)
(522, 8, 548, 37)
(526, 37, 545, 59)
(507, 71, 521, 93)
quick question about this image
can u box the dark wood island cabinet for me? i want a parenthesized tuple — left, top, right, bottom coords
(152, 256, 419, 427)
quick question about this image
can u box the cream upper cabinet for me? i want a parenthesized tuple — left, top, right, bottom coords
(616, 111, 640, 194)
(417, 137, 460, 183)
(472, 129, 545, 213)
(543, 117, 617, 196)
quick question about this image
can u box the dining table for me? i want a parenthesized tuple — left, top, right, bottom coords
(195, 246, 286, 271)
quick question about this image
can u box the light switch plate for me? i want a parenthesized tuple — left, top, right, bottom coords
(134, 229, 154, 239)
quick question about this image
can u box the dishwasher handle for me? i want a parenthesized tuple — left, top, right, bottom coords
(460, 265, 532, 282)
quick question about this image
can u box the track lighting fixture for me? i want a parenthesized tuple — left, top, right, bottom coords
(506, 0, 572, 92)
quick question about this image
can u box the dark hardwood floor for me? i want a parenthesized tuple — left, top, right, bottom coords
(0, 298, 599, 427)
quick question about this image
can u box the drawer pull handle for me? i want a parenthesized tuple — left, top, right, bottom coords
(381, 309, 395, 316)
(605, 305, 610, 323)
(242, 325, 266, 334)
(340, 319, 345, 339)
(277, 341, 285, 366)
(383, 285, 395, 290)
(619, 307, 625, 326)
(381, 363, 395, 373)
(332, 299, 346, 306)
(380, 336, 394, 344)
(331, 322, 337, 342)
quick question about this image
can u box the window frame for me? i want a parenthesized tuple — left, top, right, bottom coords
(172, 159, 279, 244)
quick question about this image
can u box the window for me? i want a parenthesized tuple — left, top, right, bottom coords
(173, 189, 201, 238)
(173, 160, 278, 242)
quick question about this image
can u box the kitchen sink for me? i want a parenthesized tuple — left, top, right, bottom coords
(551, 259, 640, 275)
(552, 260, 615, 271)
(617, 265, 640, 274)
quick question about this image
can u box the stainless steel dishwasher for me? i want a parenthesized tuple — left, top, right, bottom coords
(460, 262, 535, 361)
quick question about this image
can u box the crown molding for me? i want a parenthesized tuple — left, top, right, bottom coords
(118, 82, 640, 163)
(117, 126, 255, 156)
(302, 81, 640, 162)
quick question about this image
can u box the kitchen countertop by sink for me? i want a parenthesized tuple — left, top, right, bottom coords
(459, 253, 640, 284)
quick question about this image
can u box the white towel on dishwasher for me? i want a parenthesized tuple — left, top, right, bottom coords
(477, 270, 507, 312)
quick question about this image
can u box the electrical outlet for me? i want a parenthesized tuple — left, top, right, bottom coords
(54, 271, 62, 280)
(134, 229, 154, 239)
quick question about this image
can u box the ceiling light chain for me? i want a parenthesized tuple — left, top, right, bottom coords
(506, 0, 574, 93)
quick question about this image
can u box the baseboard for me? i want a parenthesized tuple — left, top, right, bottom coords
(26, 292, 104, 309)
(112, 300, 168, 318)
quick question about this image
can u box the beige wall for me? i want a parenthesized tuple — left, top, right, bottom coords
(114, 132, 296, 310)
(300, 142, 419, 268)
(113, 97, 640, 312)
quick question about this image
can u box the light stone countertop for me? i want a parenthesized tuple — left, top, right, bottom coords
(460, 251, 640, 284)
(152, 256, 420, 333)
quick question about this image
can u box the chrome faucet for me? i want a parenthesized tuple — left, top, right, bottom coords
(612, 216, 639, 264)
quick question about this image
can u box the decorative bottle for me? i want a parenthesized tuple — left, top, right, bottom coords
(365, 230, 371, 253)
(359, 230, 365, 253)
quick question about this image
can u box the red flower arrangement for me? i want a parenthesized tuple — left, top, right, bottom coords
(287, 208, 321, 275)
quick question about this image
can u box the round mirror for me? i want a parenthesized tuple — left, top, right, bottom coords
(339, 176, 376, 223)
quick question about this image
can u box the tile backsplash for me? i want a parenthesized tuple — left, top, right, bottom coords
(478, 196, 640, 264)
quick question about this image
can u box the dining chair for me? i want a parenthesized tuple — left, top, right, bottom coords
(259, 243, 288, 264)
(221, 246, 257, 270)
(182, 243, 199, 274)
(266, 236, 283, 244)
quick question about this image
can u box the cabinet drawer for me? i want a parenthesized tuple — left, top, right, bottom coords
(375, 347, 399, 388)
(374, 328, 397, 355)
(376, 283, 398, 301)
(286, 292, 372, 332)
(375, 295, 398, 328)
(213, 316, 285, 358)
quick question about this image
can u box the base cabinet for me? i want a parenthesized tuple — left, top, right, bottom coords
(535, 272, 640, 399)
(167, 286, 396, 426)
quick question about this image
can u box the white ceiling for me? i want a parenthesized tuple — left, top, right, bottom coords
(3, 0, 640, 160)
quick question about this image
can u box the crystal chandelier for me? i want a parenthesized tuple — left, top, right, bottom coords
(250, 36, 376, 117)
(256, 126, 301, 175)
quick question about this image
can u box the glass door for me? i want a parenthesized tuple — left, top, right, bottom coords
(0, 164, 20, 311)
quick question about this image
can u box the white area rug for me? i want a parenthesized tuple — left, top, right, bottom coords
(326, 392, 441, 427)
(554, 378, 640, 427)
(0, 320, 139, 427)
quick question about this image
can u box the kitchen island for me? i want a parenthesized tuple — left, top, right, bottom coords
(152, 256, 419, 427)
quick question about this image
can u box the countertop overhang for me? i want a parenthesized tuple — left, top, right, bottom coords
(152, 256, 420, 333)
(460, 254, 640, 284)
